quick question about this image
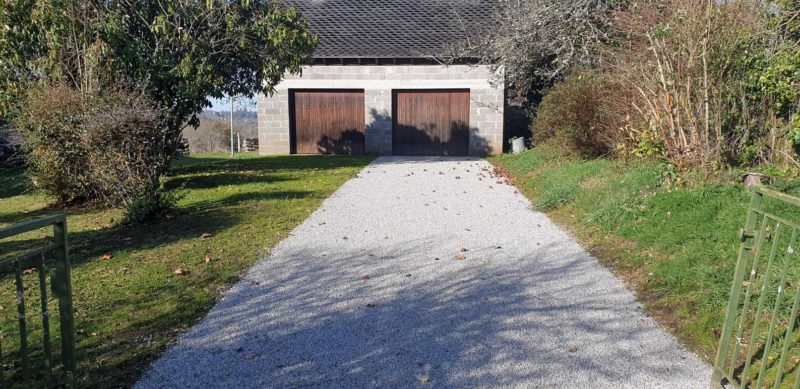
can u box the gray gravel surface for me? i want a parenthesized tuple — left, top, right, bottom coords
(136, 156, 710, 388)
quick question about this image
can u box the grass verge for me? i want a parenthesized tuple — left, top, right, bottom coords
(0, 152, 372, 387)
(489, 147, 793, 362)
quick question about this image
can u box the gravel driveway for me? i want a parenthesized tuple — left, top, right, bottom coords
(136, 156, 710, 388)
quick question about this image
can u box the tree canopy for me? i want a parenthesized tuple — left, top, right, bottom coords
(0, 0, 317, 145)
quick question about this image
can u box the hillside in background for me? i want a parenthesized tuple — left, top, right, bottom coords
(183, 110, 258, 154)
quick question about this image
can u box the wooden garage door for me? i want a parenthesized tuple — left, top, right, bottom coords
(392, 89, 470, 156)
(290, 89, 365, 155)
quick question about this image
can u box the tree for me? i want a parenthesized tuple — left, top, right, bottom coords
(453, 0, 618, 97)
(0, 0, 316, 155)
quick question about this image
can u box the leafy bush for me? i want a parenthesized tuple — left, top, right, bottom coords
(604, 0, 799, 170)
(15, 84, 172, 209)
(532, 71, 634, 157)
(14, 85, 94, 203)
(123, 187, 177, 224)
(82, 89, 171, 207)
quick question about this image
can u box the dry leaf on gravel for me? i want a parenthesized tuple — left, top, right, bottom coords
(455, 255, 466, 260)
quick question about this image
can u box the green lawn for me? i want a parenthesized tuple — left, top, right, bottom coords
(491, 147, 800, 363)
(0, 152, 372, 387)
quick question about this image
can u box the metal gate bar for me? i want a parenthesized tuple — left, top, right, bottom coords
(0, 214, 75, 388)
(713, 187, 800, 388)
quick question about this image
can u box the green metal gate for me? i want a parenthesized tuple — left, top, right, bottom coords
(714, 187, 800, 388)
(0, 214, 76, 388)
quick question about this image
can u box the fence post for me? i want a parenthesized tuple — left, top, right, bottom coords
(51, 218, 76, 388)
(712, 188, 763, 388)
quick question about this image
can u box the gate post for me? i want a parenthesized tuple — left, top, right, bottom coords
(711, 188, 762, 388)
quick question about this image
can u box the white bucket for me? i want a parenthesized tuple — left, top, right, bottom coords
(511, 137, 526, 154)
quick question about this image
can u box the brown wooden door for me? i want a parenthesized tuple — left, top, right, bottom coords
(392, 89, 470, 156)
(291, 89, 365, 155)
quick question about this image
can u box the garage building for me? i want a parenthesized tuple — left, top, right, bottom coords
(257, 0, 504, 157)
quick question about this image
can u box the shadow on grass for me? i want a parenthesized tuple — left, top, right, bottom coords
(0, 167, 32, 199)
(165, 172, 292, 191)
(0, 188, 314, 268)
(170, 154, 371, 176)
(0, 153, 374, 387)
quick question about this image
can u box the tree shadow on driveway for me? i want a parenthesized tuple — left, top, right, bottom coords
(138, 239, 709, 388)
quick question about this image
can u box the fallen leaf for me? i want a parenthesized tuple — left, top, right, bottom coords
(416, 374, 431, 384)
(173, 267, 190, 276)
(100, 253, 113, 261)
(455, 255, 466, 260)
(200, 232, 212, 239)
(361, 275, 370, 280)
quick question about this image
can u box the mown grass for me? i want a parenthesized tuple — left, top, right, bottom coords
(491, 147, 764, 361)
(0, 152, 372, 387)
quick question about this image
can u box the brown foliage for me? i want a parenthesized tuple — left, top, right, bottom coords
(532, 71, 638, 157)
(15, 84, 169, 206)
(602, 0, 771, 169)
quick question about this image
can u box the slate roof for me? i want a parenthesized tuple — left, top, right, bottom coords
(282, 0, 496, 58)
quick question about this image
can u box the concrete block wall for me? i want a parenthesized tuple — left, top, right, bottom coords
(257, 89, 290, 155)
(258, 65, 504, 156)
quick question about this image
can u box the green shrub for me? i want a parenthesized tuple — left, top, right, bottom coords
(15, 84, 170, 207)
(82, 88, 171, 207)
(14, 85, 93, 203)
(531, 71, 633, 158)
(123, 188, 177, 224)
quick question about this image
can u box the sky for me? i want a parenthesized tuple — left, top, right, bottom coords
(207, 96, 257, 112)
